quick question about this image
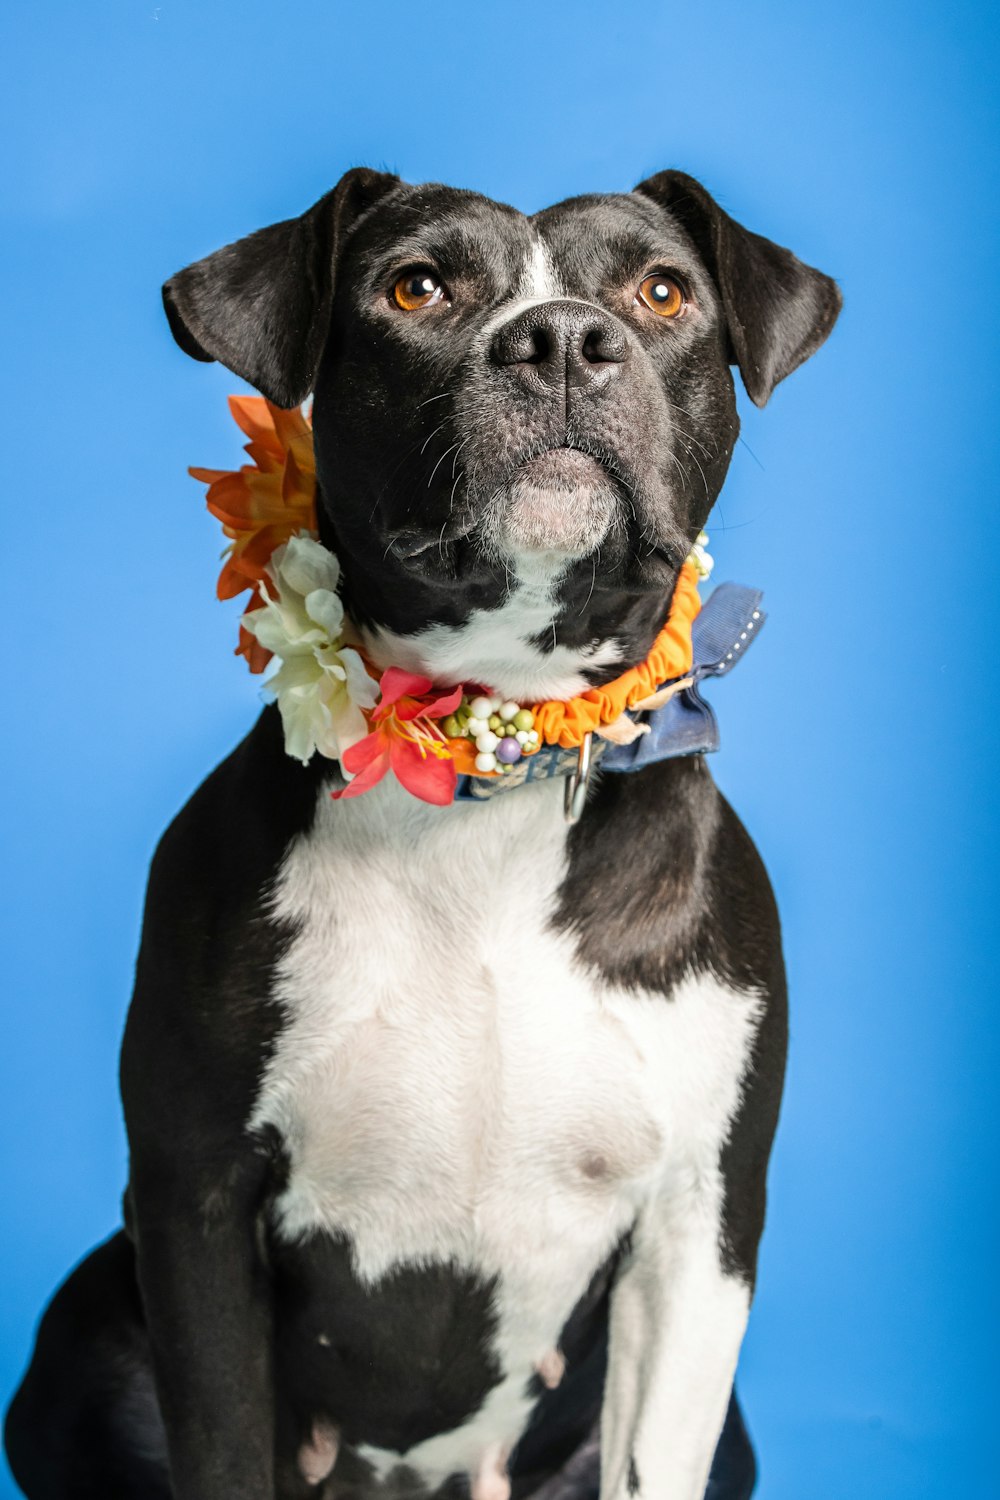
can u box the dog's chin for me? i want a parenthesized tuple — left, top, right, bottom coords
(497, 450, 618, 561)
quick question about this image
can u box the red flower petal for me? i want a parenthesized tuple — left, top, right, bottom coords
(332, 739, 391, 799)
(418, 684, 464, 720)
(341, 730, 385, 776)
(378, 667, 434, 708)
(390, 739, 457, 806)
(393, 683, 464, 722)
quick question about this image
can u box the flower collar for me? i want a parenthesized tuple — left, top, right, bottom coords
(191, 397, 719, 808)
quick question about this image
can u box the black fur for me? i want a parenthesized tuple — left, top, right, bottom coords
(163, 169, 401, 408)
(270, 1232, 503, 1454)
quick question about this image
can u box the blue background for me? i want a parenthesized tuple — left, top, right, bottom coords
(2, 2, 997, 1496)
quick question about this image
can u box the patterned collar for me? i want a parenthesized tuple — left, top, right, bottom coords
(455, 581, 765, 820)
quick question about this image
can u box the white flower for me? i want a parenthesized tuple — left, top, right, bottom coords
(687, 529, 714, 580)
(242, 533, 379, 765)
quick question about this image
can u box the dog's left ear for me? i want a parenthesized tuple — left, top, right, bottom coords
(634, 170, 842, 407)
(162, 167, 400, 408)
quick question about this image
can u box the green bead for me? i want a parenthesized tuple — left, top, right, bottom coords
(504, 723, 516, 736)
(489, 714, 503, 730)
(513, 709, 534, 731)
(442, 715, 462, 738)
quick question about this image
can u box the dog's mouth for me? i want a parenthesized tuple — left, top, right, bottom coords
(385, 440, 670, 576)
(494, 446, 617, 559)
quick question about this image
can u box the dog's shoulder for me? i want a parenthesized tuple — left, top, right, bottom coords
(559, 755, 785, 1000)
(146, 705, 326, 912)
(121, 706, 328, 1148)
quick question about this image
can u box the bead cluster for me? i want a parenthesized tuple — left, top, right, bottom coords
(441, 695, 541, 774)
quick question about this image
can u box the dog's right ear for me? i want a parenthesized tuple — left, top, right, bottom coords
(162, 167, 400, 408)
(634, 169, 842, 408)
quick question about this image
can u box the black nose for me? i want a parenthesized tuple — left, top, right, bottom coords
(490, 300, 627, 393)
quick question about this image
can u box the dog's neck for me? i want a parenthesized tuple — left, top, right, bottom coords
(327, 519, 677, 702)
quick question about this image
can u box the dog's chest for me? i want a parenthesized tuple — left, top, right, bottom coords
(253, 777, 755, 1276)
(254, 780, 655, 1276)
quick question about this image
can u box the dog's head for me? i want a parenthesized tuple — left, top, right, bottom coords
(164, 169, 840, 698)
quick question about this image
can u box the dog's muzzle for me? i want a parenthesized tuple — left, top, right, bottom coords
(486, 301, 630, 557)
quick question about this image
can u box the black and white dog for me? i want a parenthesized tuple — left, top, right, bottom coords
(5, 168, 840, 1500)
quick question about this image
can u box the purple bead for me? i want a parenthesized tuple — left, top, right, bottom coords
(496, 736, 522, 764)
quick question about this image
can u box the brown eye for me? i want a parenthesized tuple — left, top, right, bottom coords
(637, 273, 686, 318)
(391, 270, 445, 311)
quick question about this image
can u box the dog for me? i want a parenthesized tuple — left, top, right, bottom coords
(4, 167, 840, 1500)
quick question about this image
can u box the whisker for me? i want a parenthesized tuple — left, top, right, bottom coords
(427, 442, 461, 489)
(420, 421, 448, 456)
(414, 390, 454, 411)
(579, 550, 599, 615)
(739, 436, 766, 471)
(662, 400, 714, 458)
(449, 465, 465, 516)
(451, 437, 470, 480)
(367, 426, 447, 520)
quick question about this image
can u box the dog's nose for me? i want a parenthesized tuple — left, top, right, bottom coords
(490, 301, 627, 393)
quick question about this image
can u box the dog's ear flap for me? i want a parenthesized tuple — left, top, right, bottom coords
(634, 170, 842, 407)
(162, 167, 400, 408)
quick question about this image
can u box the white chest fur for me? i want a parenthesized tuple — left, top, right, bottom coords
(250, 774, 761, 1483)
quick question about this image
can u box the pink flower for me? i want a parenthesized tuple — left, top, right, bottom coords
(332, 668, 463, 806)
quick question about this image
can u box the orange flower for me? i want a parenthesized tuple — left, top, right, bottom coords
(190, 396, 317, 672)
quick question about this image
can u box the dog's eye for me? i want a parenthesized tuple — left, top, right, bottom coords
(636, 274, 686, 319)
(391, 270, 446, 311)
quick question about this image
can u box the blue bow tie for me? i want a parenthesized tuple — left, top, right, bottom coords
(454, 581, 766, 815)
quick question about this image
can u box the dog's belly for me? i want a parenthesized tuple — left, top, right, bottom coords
(250, 775, 758, 1486)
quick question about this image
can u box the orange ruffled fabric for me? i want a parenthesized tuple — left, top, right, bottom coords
(444, 562, 701, 773)
(194, 396, 702, 771)
(533, 563, 700, 746)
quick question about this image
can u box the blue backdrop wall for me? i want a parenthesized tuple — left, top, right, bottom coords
(2, 3, 997, 1497)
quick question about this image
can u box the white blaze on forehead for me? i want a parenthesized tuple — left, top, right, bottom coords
(520, 234, 562, 301)
(475, 234, 566, 345)
(477, 229, 606, 345)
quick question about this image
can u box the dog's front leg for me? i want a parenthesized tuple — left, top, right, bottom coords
(126, 1141, 276, 1500)
(600, 1192, 750, 1500)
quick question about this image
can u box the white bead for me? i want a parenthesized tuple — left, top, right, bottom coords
(475, 751, 497, 773)
(752, 610, 760, 619)
(476, 731, 499, 754)
(527, 730, 539, 743)
(515, 730, 529, 745)
(499, 700, 519, 720)
(466, 716, 485, 735)
(488, 695, 503, 712)
(470, 696, 492, 720)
